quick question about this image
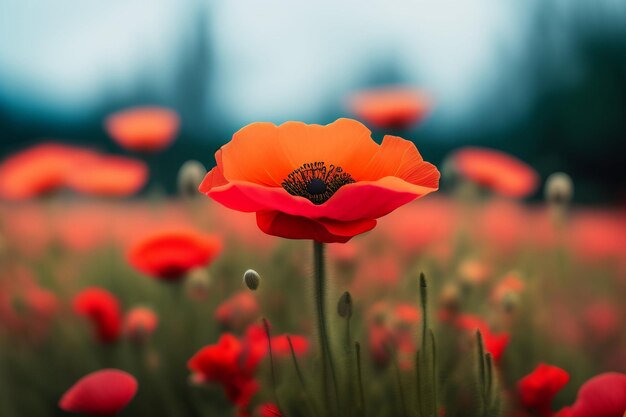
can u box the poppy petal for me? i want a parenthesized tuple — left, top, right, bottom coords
(256, 211, 376, 243)
(206, 175, 436, 223)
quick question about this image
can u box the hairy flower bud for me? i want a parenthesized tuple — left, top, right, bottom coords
(545, 172, 573, 206)
(177, 160, 207, 199)
(243, 269, 261, 291)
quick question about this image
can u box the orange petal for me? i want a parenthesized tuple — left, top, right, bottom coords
(220, 119, 378, 185)
(355, 135, 440, 188)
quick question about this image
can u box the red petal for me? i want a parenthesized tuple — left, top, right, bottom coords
(59, 369, 137, 416)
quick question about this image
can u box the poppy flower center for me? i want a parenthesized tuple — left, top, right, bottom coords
(282, 161, 355, 205)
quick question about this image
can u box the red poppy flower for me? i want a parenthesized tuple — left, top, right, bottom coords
(491, 273, 525, 304)
(73, 288, 122, 343)
(200, 118, 439, 243)
(257, 403, 284, 417)
(518, 363, 570, 417)
(128, 230, 222, 281)
(123, 306, 158, 344)
(0, 143, 96, 200)
(67, 155, 148, 197)
(105, 106, 180, 152)
(267, 334, 309, 358)
(570, 372, 626, 417)
(215, 292, 260, 331)
(59, 369, 137, 416)
(188, 333, 263, 408)
(450, 147, 539, 198)
(348, 87, 431, 130)
(454, 314, 510, 363)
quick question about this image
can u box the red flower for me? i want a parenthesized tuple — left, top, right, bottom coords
(123, 306, 158, 344)
(73, 288, 122, 343)
(200, 118, 439, 243)
(266, 334, 309, 358)
(0, 143, 96, 200)
(215, 292, 260, 331)
(105, 106, 180, 152)
(67, 155, 148, 197)
(257, 403, 284, 417)
(571, 373, 626, 417)
(450, 147, 539, 198)
(454, 314, 510, 363)
(347, 87, 431, 130)
(128, 230, 222, 281)
(518, 363, 570, 417)
(188, 333, 263, 408)
(59, 369, 137, 416)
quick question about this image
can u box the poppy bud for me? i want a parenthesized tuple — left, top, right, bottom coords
(177, 160, 207, 199)
(124, 306, 158, 345)
(243, 269, 261, 291)
(185, 268, 211, 301)
(545, 172, 573, 206)
(337, 291, 353, 318)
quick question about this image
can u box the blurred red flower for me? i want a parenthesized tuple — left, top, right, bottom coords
(105, 106, 180, 153)
(450, 147, 539, 198)
(347, 87, 431, 130)
(67, 155, 148, 197)
(454, 314, 510, 363)
(123, 306, 158, 344)
(73, 288, 122, 344)
(570, 372, 626, 417)
(257, 403, 283, 417)
(215, 292, 260, 331)
(0, 143, 96, 200)
(269, 334, 310, 358)
(200, 118, 439, 243)
(128, 230, 222, 281)
(188, 333, 263, 408)
(59, 369, 137, 416)
(518, 363, 570, 417)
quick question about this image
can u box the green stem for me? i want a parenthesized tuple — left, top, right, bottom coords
(262, 318, 285, 416)
(287, 336, 321, 417)
(313, 241, 340, 415)
(355, 342, 366, 417)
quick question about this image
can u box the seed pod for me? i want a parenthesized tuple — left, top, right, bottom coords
(243, 269, 261, 291)
(177, 160, 207, 199)
(337, 291, 353, 318)
(545, 172, 573, 206)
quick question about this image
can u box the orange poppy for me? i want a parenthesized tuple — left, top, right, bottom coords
(105, 106, 180, 152)
(450, 147, 539, 198)
(0, 143, 96, 200)
(128, 230, 222, 281)
(200, 118, 439, 243)
(347, 87, 431, 130)
(67, 155, 148, 197)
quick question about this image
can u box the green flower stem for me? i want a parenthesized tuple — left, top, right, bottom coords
(313, 241, 340, 415)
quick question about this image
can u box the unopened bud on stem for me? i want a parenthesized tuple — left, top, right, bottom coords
(545, 172, 573, 206)
(337, 291, 353, 318)
(243, 269, 261, 291)
(177, 160, 207, 199)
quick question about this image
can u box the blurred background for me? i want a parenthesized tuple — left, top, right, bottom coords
(1, 0, 625, 203)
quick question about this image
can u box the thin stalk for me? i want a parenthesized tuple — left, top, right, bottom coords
(391, 347, 409, 417)
(287, 336, 321, 417)
(263, 318, 285, 416)
(429, 330, 438, 417)
(355, 342, 367, 417)
(419, 273, 428, 351)
(344, 315, 354, 417)
(476, 330, 487, 415)
(313, 241, 340, 414)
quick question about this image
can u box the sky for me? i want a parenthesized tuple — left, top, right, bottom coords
(0, 0, 605, 136)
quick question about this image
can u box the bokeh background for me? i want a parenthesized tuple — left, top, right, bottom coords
(1, 0, 625, 203)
